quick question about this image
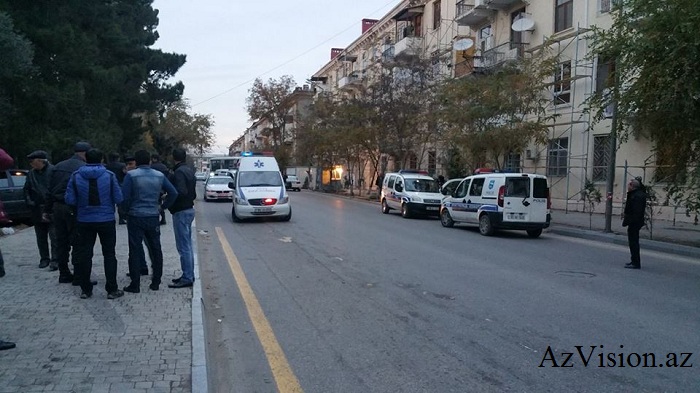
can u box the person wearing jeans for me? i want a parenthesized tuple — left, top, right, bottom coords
(121, 150, 177, 293)
(65, 148, 124, 299)
(168, 148, 197, 288)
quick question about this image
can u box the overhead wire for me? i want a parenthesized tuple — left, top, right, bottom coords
(192, 0, 399, 107)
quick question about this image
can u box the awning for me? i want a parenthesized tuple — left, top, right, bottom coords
(392, 5, 424, 21)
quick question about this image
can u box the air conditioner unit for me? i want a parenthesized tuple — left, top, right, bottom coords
(526, 149, 540, 160)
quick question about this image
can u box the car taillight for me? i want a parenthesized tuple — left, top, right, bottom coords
(262, 198, 277, 206)
(498, 185, 505, 207)
(547, 188, 551, 209)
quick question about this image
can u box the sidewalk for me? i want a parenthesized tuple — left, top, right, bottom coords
(548, 209, 700, 258)
(0, 221, 194, 393)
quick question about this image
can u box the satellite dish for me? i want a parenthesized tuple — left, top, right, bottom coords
(512, 17, 535, 32)
(453, 38, 474, 51)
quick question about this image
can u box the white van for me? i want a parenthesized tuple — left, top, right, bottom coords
(380, 170, 443, 218)
(440, 171, 551, 237)
(228, 155, 291, 222)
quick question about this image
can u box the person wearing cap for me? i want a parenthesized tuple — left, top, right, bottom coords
(47, 141, 93, 284)
(23, 150, 57, 269)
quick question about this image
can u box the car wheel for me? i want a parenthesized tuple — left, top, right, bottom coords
(280, 208, 292, 222)
(401, 204, 411, 219)
(440, 209, 454, 228)
(381, 200, 390, 214)
(231, 206, 242, 223)
(479, 214, 494, 236)
(527, 229, 543, 238)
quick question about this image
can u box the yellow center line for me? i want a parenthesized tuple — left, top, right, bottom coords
(215, 227, 304, 393)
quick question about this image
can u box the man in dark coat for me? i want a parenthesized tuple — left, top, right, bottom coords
(105, 152, 126, 224)
(622, 178, 647, 269)
(167, 148, 197, 288)
(47, 141, 91, 284)
(150, 154, 170, 225)
(23, 150, 57, 269)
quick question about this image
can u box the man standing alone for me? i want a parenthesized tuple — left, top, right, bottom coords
(47, 142, 90, 284)
(168, 148, 197, 289)
(622, 178, 647, 269)
(121, 150, 177, 293)
(65, 149, 124, 299)
(24, 150, 57, 269)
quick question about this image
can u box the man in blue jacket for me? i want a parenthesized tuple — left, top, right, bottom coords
(121, 150, 178, 293)
(65, 149, 124, 299)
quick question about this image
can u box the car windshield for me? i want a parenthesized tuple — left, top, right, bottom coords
(404, 178, 439, 193)
(287, 176, 298, 182)
(207, 177, 230, 185)
(239, 171, 282, 187)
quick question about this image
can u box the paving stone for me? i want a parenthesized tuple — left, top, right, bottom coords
(0, 223, 192, 392)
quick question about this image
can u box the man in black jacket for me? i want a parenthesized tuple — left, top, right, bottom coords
(24, 150, 57, 269)
(105, 152, 126, 225)
(47, 142, 91, 283)
(167, 148, 197, 288)
(150, 154, 170, 225)
(622, 178, 647, 269)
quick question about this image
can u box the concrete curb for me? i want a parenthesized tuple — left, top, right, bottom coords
(191, 219, 208, 393)
(550, 225, 700, 259)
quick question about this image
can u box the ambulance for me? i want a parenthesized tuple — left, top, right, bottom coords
(440, 170, 551, 237)
(228, 154, 291, 222)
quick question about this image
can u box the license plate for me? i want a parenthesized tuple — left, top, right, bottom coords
(254, 207, 272, 213)
(426, 206, 439, 211)
(508, 213, 525, 220)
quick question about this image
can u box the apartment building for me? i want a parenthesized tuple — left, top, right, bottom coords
(301, 0, 681, 220)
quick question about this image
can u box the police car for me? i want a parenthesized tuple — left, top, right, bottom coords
(440, 169, 551, 237)
(380, 170, 443, 218)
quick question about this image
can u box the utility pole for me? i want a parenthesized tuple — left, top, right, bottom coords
(603, 67, 620, 233)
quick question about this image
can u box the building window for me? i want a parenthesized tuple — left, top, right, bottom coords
(547, 138, 568, 177)
(433, 1, 441, 30)
(595, 57, 614, 93)
(600, 0, 620, 13)
(555, 0, 573, 33)
(554, 61, 571, 105)
(479, 25, 492, 52)
(505, 152, 521, 173)
(592, 135, 610, 182)
(510, 8, 526, 55)
(408, 153, 418, 170)
(428, 151, 436, 175)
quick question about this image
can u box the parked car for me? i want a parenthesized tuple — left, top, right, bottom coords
(380, 170, 443, 218)
(0, 169, 31, 224)
(195, 171, 208, 181)
(203, 175, 234, 201)
(284, 175, 302, 192)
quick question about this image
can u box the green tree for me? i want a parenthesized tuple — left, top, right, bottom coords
(436, 56, 556, 172)
(0, 11, 34, 155)
(0, 1, 185, 160)
(588, 0, 700, 213)
(148, 100, 215, 159)
(245, 75, 296, 149)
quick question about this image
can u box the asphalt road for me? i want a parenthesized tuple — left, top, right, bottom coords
(194, 189, 700, 393)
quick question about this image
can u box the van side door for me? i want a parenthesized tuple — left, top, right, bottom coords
(447, 178, 471, 222)
(384, 174, 399, 209)
(464, 177, 485, 224)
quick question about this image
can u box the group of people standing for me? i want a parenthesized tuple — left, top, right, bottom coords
(6, 142, 197, 303)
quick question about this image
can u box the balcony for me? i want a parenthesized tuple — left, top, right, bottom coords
(337, 72, 362, 90)
(456, 0, 494, 28)
(394, 35, 424, 59)
(473, 41, 527, 71)
(485, 0, 525, 10)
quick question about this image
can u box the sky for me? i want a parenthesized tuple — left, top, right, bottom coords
(152, 0, 402, 154)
